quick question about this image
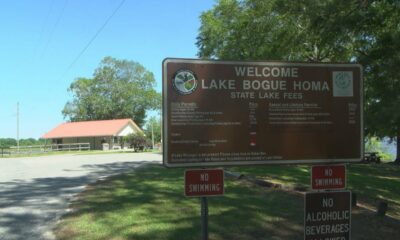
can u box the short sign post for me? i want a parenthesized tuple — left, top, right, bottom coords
(305, 191, 351, 240)
(312, 164, 346, 190)
(200, 197, 208, 240)
(185, 169, 224, 240)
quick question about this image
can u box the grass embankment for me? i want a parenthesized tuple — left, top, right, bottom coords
(55, 164, 400, 240)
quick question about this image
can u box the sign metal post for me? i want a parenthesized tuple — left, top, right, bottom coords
(201, 197, 209, 240)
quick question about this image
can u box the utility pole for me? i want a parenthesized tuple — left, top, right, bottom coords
(151, 121, 155, 149)
(160, 113, 162, 144)
(17, 102, 20, 152)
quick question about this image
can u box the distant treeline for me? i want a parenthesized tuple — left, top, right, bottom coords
(0, 138, 46, 148)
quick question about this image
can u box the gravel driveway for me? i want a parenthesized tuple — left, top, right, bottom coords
(0, 152, 161, 240)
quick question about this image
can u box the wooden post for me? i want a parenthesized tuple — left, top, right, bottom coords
(351, 192, 357, 207)
(377, 201, 388, 216)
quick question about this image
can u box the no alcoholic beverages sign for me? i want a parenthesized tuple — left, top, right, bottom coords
(163, 59, 363, 167)
(305, 191, 351, 240)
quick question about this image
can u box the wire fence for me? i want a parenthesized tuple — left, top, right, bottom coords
(0, 143, 90, 157)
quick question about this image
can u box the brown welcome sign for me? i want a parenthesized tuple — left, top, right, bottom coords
(163, 58, 363, 167)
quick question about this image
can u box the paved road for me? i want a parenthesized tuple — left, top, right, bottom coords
(0, 152, 161, 240)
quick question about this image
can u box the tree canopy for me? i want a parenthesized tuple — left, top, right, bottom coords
(0, 138, 46, 148)
(197, 0, 400, 160)
(63, 57, 161, 127)
(197, 0, 354, 61)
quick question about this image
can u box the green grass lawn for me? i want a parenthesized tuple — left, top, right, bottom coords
(55, 163, 400, 240)
(229, 163, 400, 218)
(56, 165, 305, 240)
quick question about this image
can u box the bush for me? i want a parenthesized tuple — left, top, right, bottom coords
(124, 133, 152, 151)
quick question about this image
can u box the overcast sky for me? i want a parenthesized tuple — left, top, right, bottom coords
(0, 0, 214, 138)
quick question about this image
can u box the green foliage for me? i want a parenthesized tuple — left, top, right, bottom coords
(358, 2, 400, 140)
(143, 116, 161, 143)
(198, 0, 400, 158)
(62, 56, 161, 127)
(124, 133, 151, 150)
(20, 138, 46, 146)
(0, 138, 46, 148)
(0, 138, 17, 148)
(197, 0, 355, 62)
(365, 137, 394, 161)
(197, 0, 290, 60)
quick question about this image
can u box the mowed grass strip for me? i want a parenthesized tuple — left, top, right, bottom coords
(55, 163, 400, 240)
(0, 149, 155, 158)
(55, 164, 304, 240)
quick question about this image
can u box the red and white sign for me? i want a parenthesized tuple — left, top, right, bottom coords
(311, 164, 346, 190)
(185, 169, 224, 197)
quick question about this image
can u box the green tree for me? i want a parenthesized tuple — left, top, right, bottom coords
(0, 138, 46, 148)
(365, 137, 394, 161)
(197, 0, 354, 62)
(144, 116, 161, 144)
(197, 0, 400, 161)
(354, 2, 400, 162)
(124, 133, 151, 151)
(63, 57, 161, 127)
(0, 138, 17, 148)
(19, 138, 46, 146)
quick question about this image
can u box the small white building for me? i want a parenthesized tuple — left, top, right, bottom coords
(42, 119, 143, 150)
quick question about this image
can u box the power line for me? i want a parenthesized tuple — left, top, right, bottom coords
(31, 0, 56, 64)
(40, 0, 69, 59)
(60, 0, 126, 80)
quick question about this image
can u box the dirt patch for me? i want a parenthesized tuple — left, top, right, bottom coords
(352, 206, 400, 239)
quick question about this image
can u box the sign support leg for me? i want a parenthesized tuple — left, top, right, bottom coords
(201, 197, 209, 240)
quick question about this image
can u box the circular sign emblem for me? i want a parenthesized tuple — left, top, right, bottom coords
(334, 72, 351, 89)
(172, 69, 198, 95)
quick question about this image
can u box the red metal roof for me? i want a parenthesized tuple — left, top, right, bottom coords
(42, 119, 141, 139)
